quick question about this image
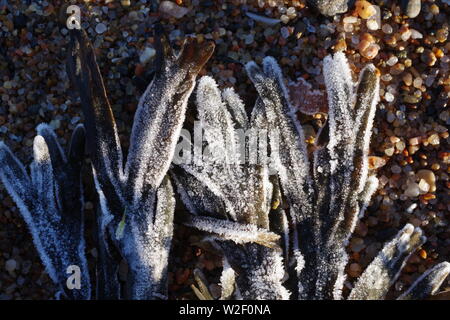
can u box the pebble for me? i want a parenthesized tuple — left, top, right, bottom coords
(391, 165, 402, 174)
(427, 133, 440, 146)
(281, 27, 290, 39)
(350, 237, 365, 253)
(366, 19, 379, 31)
(5, 259, 17, 274)
(410, 29, 423, 39)
(358, 33, 379, 59)
(386, 56, 398, 66)
(368, 156, 386, 169)
(386, 111, 396, 123)
(402, 0, 421, 18)
(159, 1, 190, 19)
(416, 170, 436, 192)
(366, 5, 381, 30)
(139, 47, 156, 65)
(95, 23, 107, 34)
(348, 263, 362, 277)
(418, 179, 430, 193)
(382, 24, 393, 34)
(421, 50, 437, 66)
(405, 182, 420, 197)
(356, 1, 376, 20)
(403, 72, 413, 86)
(307, 0, 348, 16)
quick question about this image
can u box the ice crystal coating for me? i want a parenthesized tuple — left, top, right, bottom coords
(397, 262, 450, 300)
(0, 124, 90, 299)
(241, 52, 448, 300)
(172, 75, 290, 300)
(3, 26, 447, 300)
(67, 28, 214, 299)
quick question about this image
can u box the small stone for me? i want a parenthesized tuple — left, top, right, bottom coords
(384, 92, 394, 102)
(391, 165, 402, 174)
(386, 56, 398, 66)
(16, 276, 26, 286)
(410, 29, 423, 39)
(350, 237, 365, 253)
(389, 136, 400, 143)
(403, 94, 420, 104)
(5, 259, 17, 274)
(366, 19, 379, 30)
(421, 49, 437, 66)
(244, 34, 255, 44)
(439, 110, 449, 123)
(368, 156, 386, 169)
(416, 170, 436, 192)
(419, 249, 427, 260)
(280, 15, 290, 24)
(139, 47, 156, 65)
(348, 263, 362, 277)
(384, 146, 394, 156)
(287, 7, 297, 18)
(382, 24, 393, 34)
(95, 23, 107, 34)
(396, 141, 406, 151)
(386, 111, 395, 123)
(409, 137, 420, 145)
(436, 28, 448, 42)
(390, 63, 405, 75)
(307, 0, 348, 16)
(400, 27, 412, 41)
(429, 4, 439, 15)
(413, 77, 423, 88)
(405, 182, 420, 197)
(401, 0, 421, 18)
(403, 72, 413, 86)
(418, 179, 430, 193)
(427, 133, 440, 146)
(355, 1, 376, 19)
(359, 36, 379, 59)
(85, 201, 94, 210)
(159, 1, 190, 18)
(3, 81, 13, 89)
(343, 16, 358, 24)
(367, 5, 381, 30)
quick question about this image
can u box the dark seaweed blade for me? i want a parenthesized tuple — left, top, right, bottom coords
(67, 29, 123, 188)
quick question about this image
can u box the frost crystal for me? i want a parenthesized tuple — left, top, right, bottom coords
(172, 75, 290, 300)
(67, 28, 214, 299)
(0, 124, 90, 299)
(243, 53, 449, 300)
(3, 26, 447, 300)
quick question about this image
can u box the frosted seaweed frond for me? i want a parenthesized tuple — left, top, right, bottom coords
(348, 224, 425, 300)
(67, 27, 214, 299)
(397, 262, 450, 300)
(172, 75, 290, 300)
(245, 53, 449, 300)
(0, 124, 90, 299)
